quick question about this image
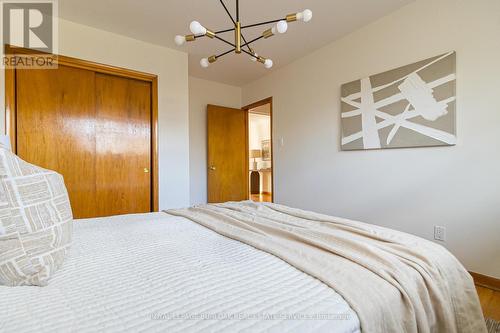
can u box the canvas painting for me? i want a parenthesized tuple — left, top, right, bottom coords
(261, 140, 271, 161)
(340, 52, 456, 150)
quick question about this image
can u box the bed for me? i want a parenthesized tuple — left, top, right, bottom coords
(0, 212, 360, 333)
(0, 200, 487, 333)
(0, 128, 487, 333)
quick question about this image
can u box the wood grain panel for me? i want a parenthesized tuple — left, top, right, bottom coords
(5, 65, 16, 151)
(7, 46, 158, 217)
(207, 105, 248, 203)
(5, 45, 159, 211)
(16, 65, 97, 218)
(471, 271, 500, 291)
(95, 73, 151, 217)
(476, 285, 500, 321)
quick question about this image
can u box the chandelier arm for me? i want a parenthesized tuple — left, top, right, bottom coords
(218, 0, 250, 52)
(214, 35, 236, 48)
(236, 0, 239, 22)
(240, 35, 253, 53)
(215, 27, 235, 34)
(217, 48, 236, 59)
(214, 35, 253, 53)
(219, 0, 236, 25)
(241, 48, 258, 59)
(192, 25, 251, 52)
(241, 19, 284, 30)
(213, 35, 260, 55)
(242, 35, 264, 48)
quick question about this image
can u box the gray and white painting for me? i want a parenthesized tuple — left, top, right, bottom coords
(341, 52, 456, 150)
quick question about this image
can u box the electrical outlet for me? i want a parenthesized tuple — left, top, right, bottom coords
(434, 226, 446, 242)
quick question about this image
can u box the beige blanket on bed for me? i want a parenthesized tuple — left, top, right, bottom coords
(167, 201, 486, 333)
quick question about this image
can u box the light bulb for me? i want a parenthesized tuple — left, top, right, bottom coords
(251, 53, 258, 62)
(297, 9, 312, 22)
(271, 20, 288, 35)
(174, 35, 186, 46)
(264, 59, 273, 69)
(302, 9, 313, 22)
(276, 20, 288, 33)
(190, 21, 206, 35)
(200, 58, 209, 68)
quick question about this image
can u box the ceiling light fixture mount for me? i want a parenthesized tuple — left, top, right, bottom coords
(174, 0, 312, 69)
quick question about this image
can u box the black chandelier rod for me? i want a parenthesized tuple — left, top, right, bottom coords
(215, 17, 286, 35)
(218, 0, 252, 53)
(213, 36, 259, 60)
(236, 0, 239, 22)
(219, 0, 236, 25)
(196, 33, 264, 51)
(214, 35, 235, 48)
(242, 35, 264, 48)
(216, 48, 236, 59)
(214, 35, 263, 51)
(216, 27, 235, 34)
(241, 18, 284, 30)
(241, 35, 252, 53)
(240, 48, 258, 59)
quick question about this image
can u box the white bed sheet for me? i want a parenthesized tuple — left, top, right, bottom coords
(0, 213, 360, 333)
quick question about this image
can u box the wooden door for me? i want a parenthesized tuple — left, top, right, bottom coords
(15, 65, 152, 218)
(207, 105, 248, 203)
(95, 73, 151, 217)
(17, 65, 98, 218)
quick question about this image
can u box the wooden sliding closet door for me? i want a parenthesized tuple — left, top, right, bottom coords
(95, 74, 151, 217)
(16, 65, 98, 218)
(15, 64, 153, 219)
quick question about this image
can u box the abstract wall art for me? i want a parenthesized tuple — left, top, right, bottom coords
(341, 52, 456, 150)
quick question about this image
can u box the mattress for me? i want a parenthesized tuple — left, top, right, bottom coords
(0, 212, 360, 333)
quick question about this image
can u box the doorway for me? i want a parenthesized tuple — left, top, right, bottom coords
(243, 98, 274, 203)
(206, 98, 273, 204)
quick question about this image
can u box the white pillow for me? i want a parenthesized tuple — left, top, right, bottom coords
(0, 135, 11, 151)
(0, 145, 73, 286)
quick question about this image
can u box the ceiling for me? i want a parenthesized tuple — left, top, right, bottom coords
(58, 0, 413, 86)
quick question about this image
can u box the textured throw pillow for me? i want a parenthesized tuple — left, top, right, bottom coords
(0, 144, 73, 286)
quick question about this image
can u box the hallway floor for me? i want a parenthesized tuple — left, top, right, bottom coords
(250, 193, 272, 203)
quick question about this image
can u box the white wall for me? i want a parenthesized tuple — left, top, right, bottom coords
(0, 19, 191, 210)
(248, 113, 271, 150)
(189, 77, 241, 205)
(248, 113, 272, 171)
(242, 0, 500, 278)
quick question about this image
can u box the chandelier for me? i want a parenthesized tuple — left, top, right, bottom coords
(174, 0, 312, 69)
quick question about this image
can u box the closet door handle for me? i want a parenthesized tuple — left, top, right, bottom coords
(144, 168, 150, 173)
(209, 166, 216, 171)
